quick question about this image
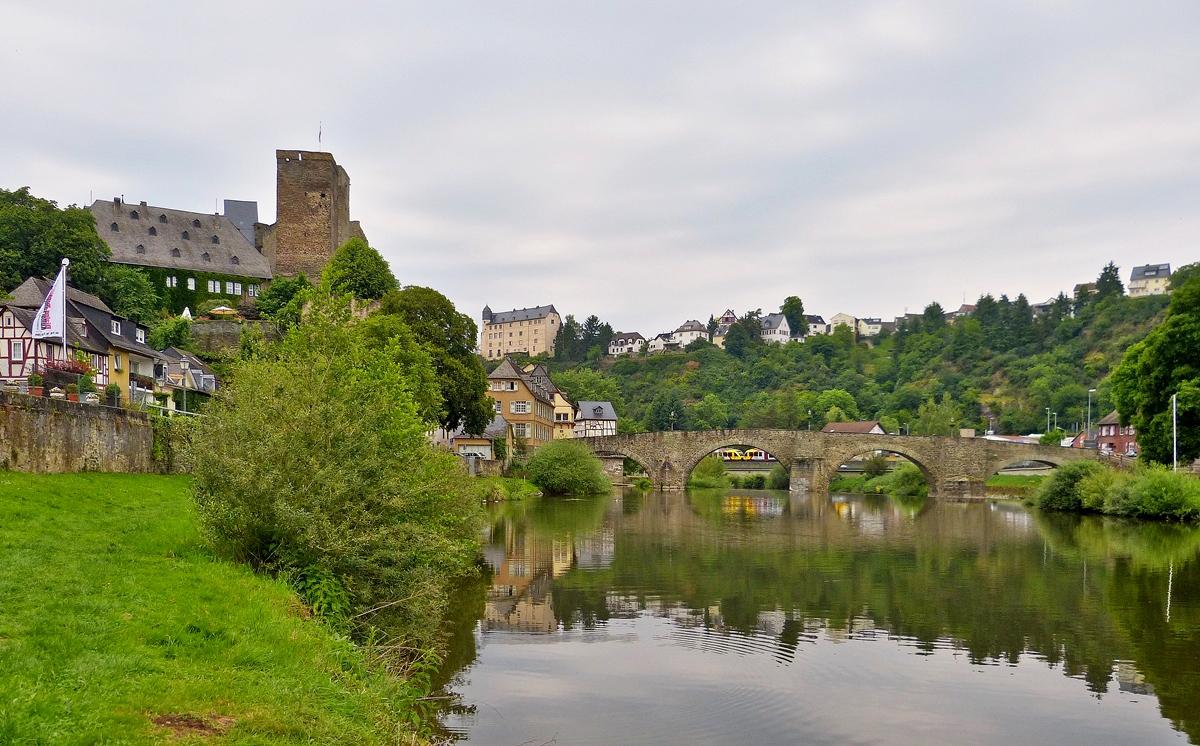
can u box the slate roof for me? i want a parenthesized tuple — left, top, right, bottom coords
(1131, 264, 1170, 281)
(485, 305, 558, 324)
(675, 320, 707, 333)
(7, 278, 158, 359)
(8, 277, 111, 313)
(821, 420, 885, 434)
(90, 199, 272, 279)
(806, 315, 825, 323)
(487, 356, 553, 404)
(575, 401, 617, 421)
(1097, 410, 1120, 426)
(450, 414, 509, 441)
(611, 332, 644, 343)
(521, 363, 561, 394)
(760, 313, 788, 330)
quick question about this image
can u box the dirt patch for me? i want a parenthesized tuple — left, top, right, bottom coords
(150, 713, 237, 738)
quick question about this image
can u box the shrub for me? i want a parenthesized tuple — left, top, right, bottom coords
(862, 454, 889, 478)
(1109, 467, 1200, 520)
(888, 463, 928, 497)
(27, 373, 42, 387)
(1077, 468, 1128, 512)
(189, 294, 482, 648)
(689, 455, 730, 488)
(633, 477, 654, 490)
(742, 474, 767, 489)
(1034, 461, 1105, 511)
(526, 439, 612, 496)
(767, 463, 791, 489)
(78, 375, 97, 393)
(65, 383, 78, 394)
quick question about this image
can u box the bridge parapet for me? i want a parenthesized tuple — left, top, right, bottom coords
(581, 429, 1103, 497)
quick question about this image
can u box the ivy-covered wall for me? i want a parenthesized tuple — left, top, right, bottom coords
(128, 264, 267, 315)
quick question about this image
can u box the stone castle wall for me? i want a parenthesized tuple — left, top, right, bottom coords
(0, 393, 156, 473)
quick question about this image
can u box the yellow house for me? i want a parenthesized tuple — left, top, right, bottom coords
(481, 304, 561, 360)
(522, 363, 575, 438)
(487, 357, 556, 449)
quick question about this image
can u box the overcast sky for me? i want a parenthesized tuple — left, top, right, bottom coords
(2, 1, 1198, 333)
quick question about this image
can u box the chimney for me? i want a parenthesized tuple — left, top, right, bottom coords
(140, 201, 147, 208)
(113, 197, 121, 209)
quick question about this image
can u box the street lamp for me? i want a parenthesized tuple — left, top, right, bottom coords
(1172, 393, 1178, 472)
(1087, 389, 1097, 434)
(1046, 407, 1051, 434)
(669, 410, 676, 432)
(180, 359, 189, 414)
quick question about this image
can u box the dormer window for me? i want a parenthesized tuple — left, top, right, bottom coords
(181, 231, 190, 240)
(211, 235, 219, 244)
(111, 320, 121, 335)
(230, 255, 239, 265)
(148, 226, 157, 236)
(135, 329, 145, 344)
(130, 210, 139, 220)
(136, 245, 145, 254)
(171, 248, 180, 258)
(202, 252, 211, 262)
(158, 214, 167, 223)
(192, 219, 201, 228)
(110, 223, 119, 232)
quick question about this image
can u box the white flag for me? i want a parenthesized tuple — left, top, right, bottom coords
(32, 264, 68, 340)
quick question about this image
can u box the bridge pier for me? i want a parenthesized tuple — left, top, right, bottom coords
(789, 458, 826, 493)
(933, 477, 988, 500)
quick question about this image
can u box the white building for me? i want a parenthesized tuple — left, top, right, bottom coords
(1129, 264, 1171, 297)
(759, 313, 791, 344)
(646, 332, 678, 353)
(673, 320, 708, 347)
(829, 313, 857, 332)
(608, 332, 645, 356)
(805, 315, 828, 335)
(856, 318, 882, 337)
(574, 401, 618, 437)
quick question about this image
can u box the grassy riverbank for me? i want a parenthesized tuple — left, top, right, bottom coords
(0, 472, 429, 744)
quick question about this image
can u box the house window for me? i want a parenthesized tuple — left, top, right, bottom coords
(493, 400, 502, 413)
(182, 231, 190, 240)
(510, 401, 531, 414)
(111, 320, 121, 335)
(136, 244, 145, 254)
(207, 280, 218, 293)
(110, 223, 119, 232)
(248, 284, 259, 297)
(131, 361, 139, 375)
(232, 282, 242, 295)
(130, 210, 139, 220)
(135, 329, 145, 344)
(10, 339, 23, 361)
(171, 248, 180, 257)
(512, 423, 529, 438)
(187, 277, 195, 290)
(114, 353, 122, 370)
(225, 281, 235, 295)
(159, 214, 167, 223)
(165, 276, 177, 288)
(192, 219, 201, 228)
(211, 236, 219, 244)
(149, 226, 157, 236)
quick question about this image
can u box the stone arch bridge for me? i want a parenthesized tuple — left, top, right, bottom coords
(583, 429, 1106, 498)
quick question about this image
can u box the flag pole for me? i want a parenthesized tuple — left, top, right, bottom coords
(60, 258, 70, 361)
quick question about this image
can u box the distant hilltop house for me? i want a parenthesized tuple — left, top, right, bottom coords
(574, 401, 618, 437)
(90, 149, 372, 313)
(821, 420, 886, 435)
(1128, 264, 1171, 297)
(608, 332, 645, 356)
(716, 309, 738, 327)
(673, 320, 708, 347)
(646, 332, 679, 353)
(945, 304, 975, 322)
(759, 313, 791, 344)
(829, 313, 857, 332)
(805, 315, 829, 335)
(480, 304, 560, 359)
(856, 317, 883, 337)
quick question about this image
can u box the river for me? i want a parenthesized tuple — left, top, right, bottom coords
(436, 489, 1200, 745)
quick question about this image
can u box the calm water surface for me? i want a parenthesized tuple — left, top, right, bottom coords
(437, 489, 1200, 745)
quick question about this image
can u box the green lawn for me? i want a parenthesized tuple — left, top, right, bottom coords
(0, 472, 420, 744)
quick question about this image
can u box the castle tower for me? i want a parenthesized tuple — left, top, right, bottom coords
(263, 150, 365, 279)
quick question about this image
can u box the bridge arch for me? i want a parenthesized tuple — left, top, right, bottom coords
(820, 442, 938, 495)
(681, 442, 789, 489)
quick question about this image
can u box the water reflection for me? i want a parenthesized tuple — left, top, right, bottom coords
(441, 490, 1200, 745)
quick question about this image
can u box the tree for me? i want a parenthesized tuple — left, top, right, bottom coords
(554, 368, 621, 406)
(1170, 262, 1200, 291)
(913, 393, 960, 436)
(815, 389, 860, 421)
(921, 302, 946, 331)
(189, 293, 481, 646)
(781, 296, 805, 337)
(0, 187, 110, 294)
(725, 309, 763, 359)
(149, 316, 192, 350)
(644, 389, 688, 431)
(99, 264, 159, 324)
(376, 286, 492, 435)
(526, 439, 611, 495)
(321, 238, 398, 300)
(879, 415, 900, 435)
(1095, 261, 1124, 299)
(706, 315, 719, 340)
(1111, 274, 1200, 464)
(824, 405, 848, 423)
(690, 394, 730, 430)
(255, 273, 311, 317)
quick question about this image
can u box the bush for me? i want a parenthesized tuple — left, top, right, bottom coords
(767, 463, 791, 489)
(78, 375, 97, 393)
(65, 383, 78, 394)
(888, 463, 928, 497)
(633, 477, 654, 490)
(189, 294, 482, 648)
(526, 439, 612, 496)
(1034, 461, 1105, 511)
(103, 383, 121, 406)
(862, 454, 889, 478)
(689, 455, 730, 488)
(741, 474, 767, 489)
(1107, 467, 1200, 520)
(27, 373, 42, 387)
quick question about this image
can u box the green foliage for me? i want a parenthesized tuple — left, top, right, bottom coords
(148, 315, 191, 350)
(644, 388, 688, 431)
(376, 286, 491, 434)
(1170, 262, 1199, 291)
(554, 367, 621, 407)
(65, 383, 78, 394)
(689, 455, 729, 488)
(1040, 428, 1067, 445)
(0, 187, 110, 293)
(0, 472, 437, 743)
(189, 293, 482, 648)
(862, 454, 889, 478)
(98, 264, 160, 324)
(526, 439, 612, 496)
(914, 393, 960, 436)
(255, 273, 311, 318)
(476, 476, 542, 501)
(27, 373, 42, 387)
(740, 474, 767, 489)
(834, 463, 928, 499)
(321, 237, 398, 300)
(554, 314, 614, 362)
(1035, 461, 1107, 511)
(767, 463, 791, 489)
(1096, 261, 1124, 299)
(103, 382, 121, 399)
(357, 313, 445, 426)
(879, 415, 900, 435)
(1047, 463, 1200, 520)
(77, 375, 96, 393)
(780, 296, 805, 336)
(690, 393, 730, 430)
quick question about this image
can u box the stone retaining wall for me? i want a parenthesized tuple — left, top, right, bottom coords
(0, 392, 156, 473)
